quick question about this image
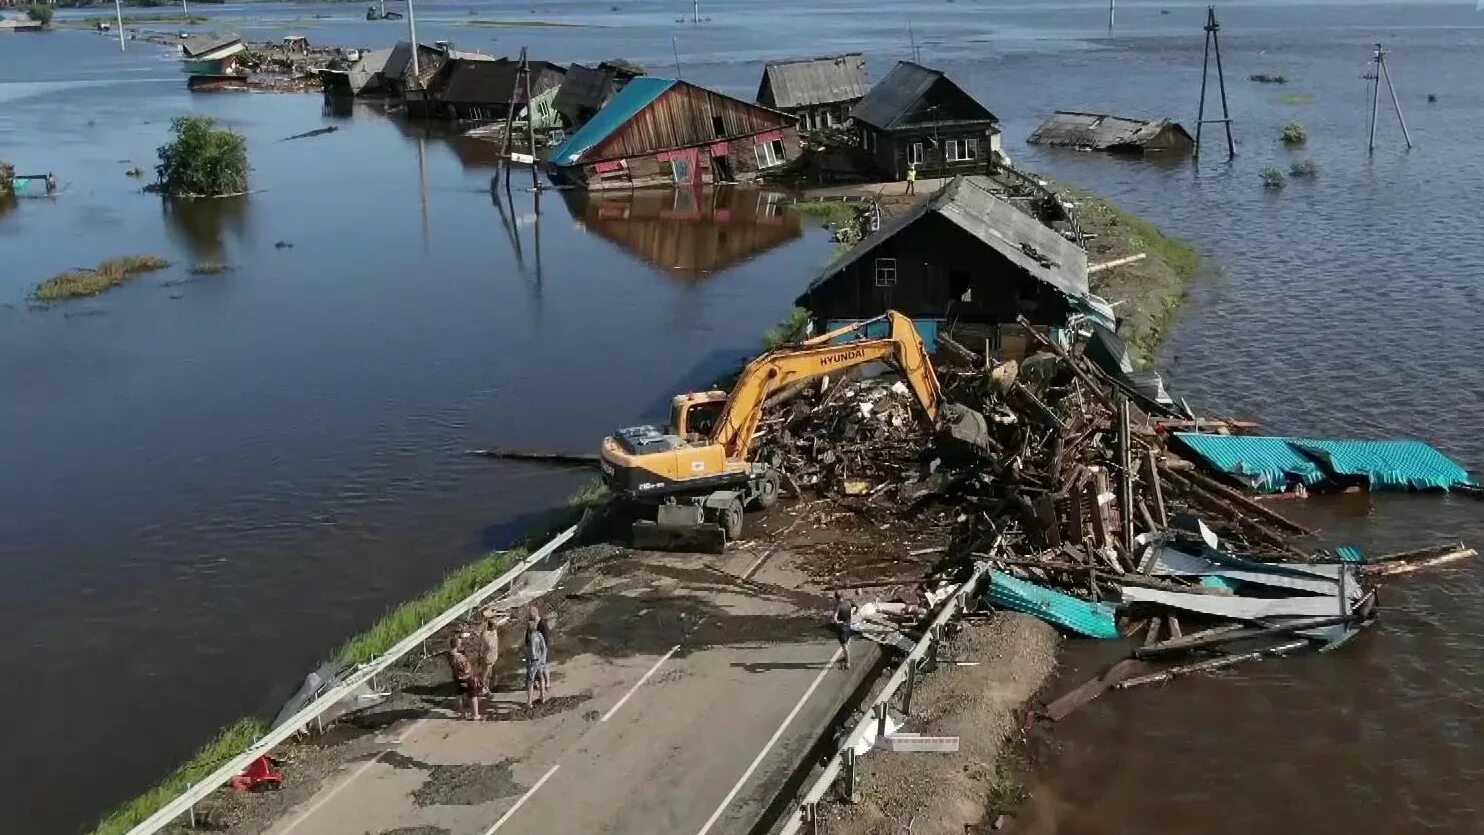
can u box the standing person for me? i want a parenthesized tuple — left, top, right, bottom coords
(478, 616, 500, 694)
(447, 636, 481, 720)
(905, 163, 917, 195)
(832, 591, 856, 670)
(529, 605, 553, 693)
(525, 612, 549, 707)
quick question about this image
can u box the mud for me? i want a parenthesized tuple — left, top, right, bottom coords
(821, 612, 1061, 835)
(379, 827, 450, 835)
(411, 761, 522, 807)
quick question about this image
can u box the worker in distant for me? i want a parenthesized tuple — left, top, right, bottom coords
(477, 615, 501, 694)
(832, 590, 856, 670)
(447, 636, 481, 720)
(905, 163, 917, 195)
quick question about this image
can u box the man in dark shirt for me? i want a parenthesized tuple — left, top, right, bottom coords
(832, 591, 856, 670)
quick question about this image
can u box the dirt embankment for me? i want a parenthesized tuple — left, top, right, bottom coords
(822, 613, 1060, 835)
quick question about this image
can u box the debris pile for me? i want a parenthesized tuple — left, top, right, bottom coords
(755, 318, 1476, 707)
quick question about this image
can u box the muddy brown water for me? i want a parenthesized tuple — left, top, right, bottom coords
(5, 2, 1484, 833)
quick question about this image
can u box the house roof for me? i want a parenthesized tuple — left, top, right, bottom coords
(550, 76, 678, 166)
(1027, 111, 1193, 150)
(432, 58, 565, 106)
(554, 64, 626, 119)
(759, 53, 869, 109)
(181, 32, 244, 59)
(796, 175, 1088, 303)
(850, 61, 997, 130)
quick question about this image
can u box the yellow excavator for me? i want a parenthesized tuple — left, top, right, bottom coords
(600, 311, 943, 551)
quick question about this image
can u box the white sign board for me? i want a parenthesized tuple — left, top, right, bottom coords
(880, 733, 960, 753)
(509, 152, 536, 164)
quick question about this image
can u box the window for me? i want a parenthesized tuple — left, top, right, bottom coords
(946, 137, 979, 163)
(712, 115, 726, 137)
(909, 142, 924, 165)
(874, 258, 897, 287)
(755, 138, 785, 168)
(825, 109, 835, 127)
(671, 157, 692, 183)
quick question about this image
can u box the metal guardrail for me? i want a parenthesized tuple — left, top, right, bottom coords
(123, 522, 582, 835)
(778, 549, 996, 835)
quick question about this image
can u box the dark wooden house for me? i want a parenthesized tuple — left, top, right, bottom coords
(560, 187, 802, 281)
(553, 61, 644, 130)
(794, 176, 1087, 338)
(756, 53, 869, 133)
(1027, 111, 1194, 155)
(550, 77, 800, 190)
(420, 58, 566, 123)
(851, 61, 1003, 181)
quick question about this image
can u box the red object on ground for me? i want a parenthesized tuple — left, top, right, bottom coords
(230, 755, 284, 791)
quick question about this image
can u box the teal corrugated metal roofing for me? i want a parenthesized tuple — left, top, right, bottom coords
(986, 570, 1118, 638)
(550, 76, 676, 166)
(1175, 433, 1475, 493)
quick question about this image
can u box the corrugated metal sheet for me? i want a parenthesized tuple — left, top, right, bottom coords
(799, 175, 1088, 300)
(550, 77, 677, 165)
(1122, 585, 1352, 620)
(987, 570, 1119, 638)
(759, 54, 869, 109)
(1175, 433, 1475, 493)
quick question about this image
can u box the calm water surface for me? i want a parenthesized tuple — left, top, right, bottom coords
(3, 1, 1482, 832)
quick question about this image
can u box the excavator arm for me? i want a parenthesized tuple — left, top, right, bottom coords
(711, 311, 942, 463)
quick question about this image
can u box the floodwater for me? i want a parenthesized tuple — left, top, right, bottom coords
(2, 1, 1482, 833)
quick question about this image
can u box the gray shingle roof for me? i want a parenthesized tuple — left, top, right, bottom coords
(758, 53, 868, 109)
(850, 61, 997, 131)
(1027, 111, 1192, 150)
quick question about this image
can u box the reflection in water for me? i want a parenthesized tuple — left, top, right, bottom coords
(561, 187, 804, 281)
(161, 195, 251, 264)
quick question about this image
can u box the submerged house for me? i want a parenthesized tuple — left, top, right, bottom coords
(851, 61, 1003, 181)
(320, 46, 394, 97)
(793, 175, 1088, 345)
(180, 33, 247, 76)
(1027, 111, 1194, 155)
(419, 58, 566, 124)
(550, 77, 800, 190)
(756, 53, 869, 133)
(553, 61, 644, 130)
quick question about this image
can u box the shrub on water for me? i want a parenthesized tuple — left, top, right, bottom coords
(155, 115, 249, 197)
(1280, 121, 1308, 146)
(24, 3, 53, 24)
(1290, 159, 1319, 178)
(1262, 167, 1287, 190)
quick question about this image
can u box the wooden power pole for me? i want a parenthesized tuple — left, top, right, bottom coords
(1194, 5, 1235, 160)
(1367, 43, 1413, 154)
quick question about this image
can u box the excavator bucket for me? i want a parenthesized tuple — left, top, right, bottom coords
(631, 520, 727, 554)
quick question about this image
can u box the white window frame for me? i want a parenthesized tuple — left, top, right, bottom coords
(946, 137, 979, 163)
(755, 138, 785, 168)
(909, 142, 924, 165)
(874, 257, 898, 287)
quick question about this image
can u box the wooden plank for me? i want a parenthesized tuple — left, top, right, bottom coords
(1041, 658, 1155, 721)
(1144, 450, 1169, 527)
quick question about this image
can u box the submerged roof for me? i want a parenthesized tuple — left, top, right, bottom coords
(851, 61, 997, 130)
(550, 76, 677, 166)
(432, 58, 565, 105)
(759, 53, 869, 109)
(798, 175, 1088, 301)
(181, 32, 244, 59)
(1027, 111, 1193, 150)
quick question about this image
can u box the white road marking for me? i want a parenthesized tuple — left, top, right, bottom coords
(694, 646, 844, 835)
(483, 763, 561, 835)
(602, 644, 681, 722)
(275, 719, 425, 834)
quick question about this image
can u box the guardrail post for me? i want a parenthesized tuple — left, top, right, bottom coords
(903, 661, 917, 716)
(875, 703, 888, 743)
(841, 747, 858, 804)
(187, 804, 196, 828)
(802, 802, 819, 834)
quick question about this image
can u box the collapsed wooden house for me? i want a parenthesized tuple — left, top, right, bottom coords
(553, 61, 644, 130)
(851, 61, 1004, 181)
(756, 53, 869, 133)
(549, 77, 800, 190)
(179, 33, 247, 76)
(418, 58, 566, 124)
(793, 175, 1089, 345)
(1027, 111, 1194, 155)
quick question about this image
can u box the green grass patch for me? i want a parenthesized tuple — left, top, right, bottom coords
(785, 200, 862, 229)
(89, 718, 268, 835)
(1280, 92, 1315, 105)
(986, 765, 1029, 818)
(32, 255, 170, 301)
(463, 18, 585, 27)
(762, 307, 812, 349)
(190, 261, 230, 275)
(76, 13, 209, 24)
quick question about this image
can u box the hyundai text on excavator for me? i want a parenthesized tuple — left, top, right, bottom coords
(599, 311, 943, 552)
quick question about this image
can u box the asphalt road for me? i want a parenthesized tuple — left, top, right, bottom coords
(255, 545, 878, 835)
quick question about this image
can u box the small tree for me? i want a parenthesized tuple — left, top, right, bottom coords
(0, 159, 14, 196)
(1262, 167, 1287, 190)
(24, 4, 53, 25)
(155, 115, 249, 197)
(1280, 121, 1307, 146)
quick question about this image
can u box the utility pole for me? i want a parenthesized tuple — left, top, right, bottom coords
(114, 0, 125, 51)
(1194, 5, 1235, 160)
(693, 0, 698, 24)
(1108, 0, 1115, 31)
(908, 20, 920, 63)
(182, 0, 189, 19)
(522, 48, 539, 192)
(1368, 43, 1413, 154)
(405, 0, 421, 84)
(672, 36, 682, 78)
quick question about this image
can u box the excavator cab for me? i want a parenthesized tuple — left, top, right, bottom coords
(671, 391, 727, 441)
